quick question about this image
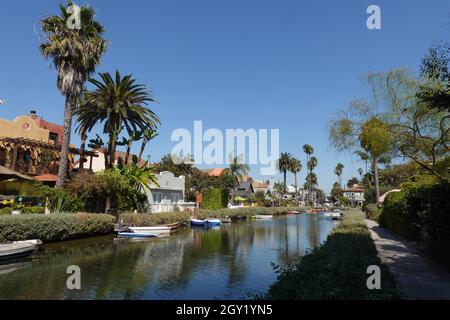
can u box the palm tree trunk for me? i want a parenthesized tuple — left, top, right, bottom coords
(372, 156, 380, 202)
(138, 139, 147, 163)
(125, 141, 132, 165)
(108, 134, 117, 169)
(79, 128, 87, 170)
(283, 170, 287, 195)
(294, 173, 298, 206)
(56, 94, 74, 187)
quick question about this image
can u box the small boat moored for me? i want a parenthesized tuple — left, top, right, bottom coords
(128, 223, 180, 235)
(190, 218, 221, 227)
(0, 240, 40, 261)
(118, 232, 157, 238)
(252, 215, 273, 220)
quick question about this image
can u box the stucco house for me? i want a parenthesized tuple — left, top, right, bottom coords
(342, 184, 365, 207)
(146, 171, 196, 213)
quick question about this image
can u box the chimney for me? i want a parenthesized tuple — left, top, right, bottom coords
(30, 110, 37, 118)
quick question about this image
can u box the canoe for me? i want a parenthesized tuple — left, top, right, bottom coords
(13, 239, 42, 246)
(190, 218, 221, 227)
(118, 232, 157, 238)
(252, 215, 273, 220)
(129, 223, 180, 235)
(0, 242, 36, 261)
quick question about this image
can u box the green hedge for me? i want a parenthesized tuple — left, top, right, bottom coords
(379, 177, 450, 266)
(0, 213, 115, 243)
(202, 188, 228, 210)
(265, 209, 401, 299)
(365, 203, 381, 221)
(120, 206, 302, 226)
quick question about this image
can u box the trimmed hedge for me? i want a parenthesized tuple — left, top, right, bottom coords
(202, 188, 228, 210)
(365, 203, 381, 221)
(379, 177, 450, 266)
(120, 206, 302, 226)
(0, 213, 115, 243)
(265, 209, 401, 299)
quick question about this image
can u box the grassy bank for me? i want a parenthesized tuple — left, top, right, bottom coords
(120, 206, 302, 226)
(0, 213, 115, 243)
(264, 209, 401, 299)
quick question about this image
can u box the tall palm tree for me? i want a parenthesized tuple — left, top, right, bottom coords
(228, 154, 250, 180)
(334, 163, 344, 187)
(77, 71, 160, 169)
(277, 152, 292, 194)
(306, 156, 318, 205)
(40, 1, 108, 186)
(355, 150, 369, 173)
(288, 158, 302, 205)
(302, 144, 314, 203)
(138, 128, 158, 163)
(117, 129, 142, 165)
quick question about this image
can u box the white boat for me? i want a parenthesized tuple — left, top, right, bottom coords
(0, 242, 37, 261)
(324, 211, 343, 220)
(252, 215, 273, 220)
(128, 223, 180, 235)
(13, 239, 43, 246)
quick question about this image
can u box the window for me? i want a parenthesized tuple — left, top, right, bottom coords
(153, 193, 162, 204)
(171, 193, 179, 203)
(49, 132, 58, 145)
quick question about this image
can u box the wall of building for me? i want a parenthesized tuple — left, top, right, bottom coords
(0, 115, 50, 142)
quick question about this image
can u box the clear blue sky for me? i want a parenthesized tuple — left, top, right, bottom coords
(1, 0, 449, 193)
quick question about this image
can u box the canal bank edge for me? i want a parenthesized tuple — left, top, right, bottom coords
(263, 209, 402, 300)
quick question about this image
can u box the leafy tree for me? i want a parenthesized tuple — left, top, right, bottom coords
(40, 1, 108, 186)
(330, 182, 343, 202)
(346, 177, 360, 188)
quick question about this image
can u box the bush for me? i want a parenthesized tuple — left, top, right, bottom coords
(22, 206, 45, 214)
(378, 176, 450, 267)
(365, 203, 381, 221)
(0, 213, 115, 243)
(0, 207, 13, 215)
(120, 206, 304, 226)
(265, 210, 401, 299)
(202, 188, 228, 210)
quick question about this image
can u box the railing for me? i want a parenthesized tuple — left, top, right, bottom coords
(149, 202, 196, 213)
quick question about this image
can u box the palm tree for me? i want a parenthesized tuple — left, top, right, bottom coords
(355, 150, 369, 173)
(228, 154, 250, 180)
(306, 156, 318, 205)
(357, 168, 364, 179)
(288, 158, 302, 205)
(334, 163, 344, 187)
(117, 129, 142, 165)
(77, 71, 160, 169)
(302, 144, 314, 203)
(138, 128, 158, 163)
(40, 1, 108, 186)
(277, 152, 292, 194)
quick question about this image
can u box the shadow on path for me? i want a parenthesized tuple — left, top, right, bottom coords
(366, 219, 450, 300)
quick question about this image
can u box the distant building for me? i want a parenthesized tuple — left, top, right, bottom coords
(342, 184, 365, 207)
(234, 180, 254, 198)
(146, 171, 196, 213)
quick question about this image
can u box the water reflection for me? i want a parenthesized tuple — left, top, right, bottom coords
(0, 214, 338, 300)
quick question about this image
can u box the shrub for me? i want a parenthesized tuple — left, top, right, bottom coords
(265, 210, 401, 299)
(0, 207, 13, 215)
(22, 206, 45, 214)
(0, 213, 115, 243)
(365, 203, 381, 221)
(202, 188, 228, 210)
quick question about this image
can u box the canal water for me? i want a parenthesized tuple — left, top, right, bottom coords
(0, 214, 338, 300)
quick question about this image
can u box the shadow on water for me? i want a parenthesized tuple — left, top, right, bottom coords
(0, 214, 338, 300)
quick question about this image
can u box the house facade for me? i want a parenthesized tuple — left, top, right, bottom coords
(342, 185, 365, 207)
(146, 171, 196, 213)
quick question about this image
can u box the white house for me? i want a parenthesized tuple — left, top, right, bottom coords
(342, 184, 365, 207)
(146, 171, 196, 213)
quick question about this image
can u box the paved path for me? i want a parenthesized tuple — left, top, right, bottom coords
(366, 219, 450, 300)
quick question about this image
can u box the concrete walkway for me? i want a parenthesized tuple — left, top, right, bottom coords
(366, 219, 450, 300)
